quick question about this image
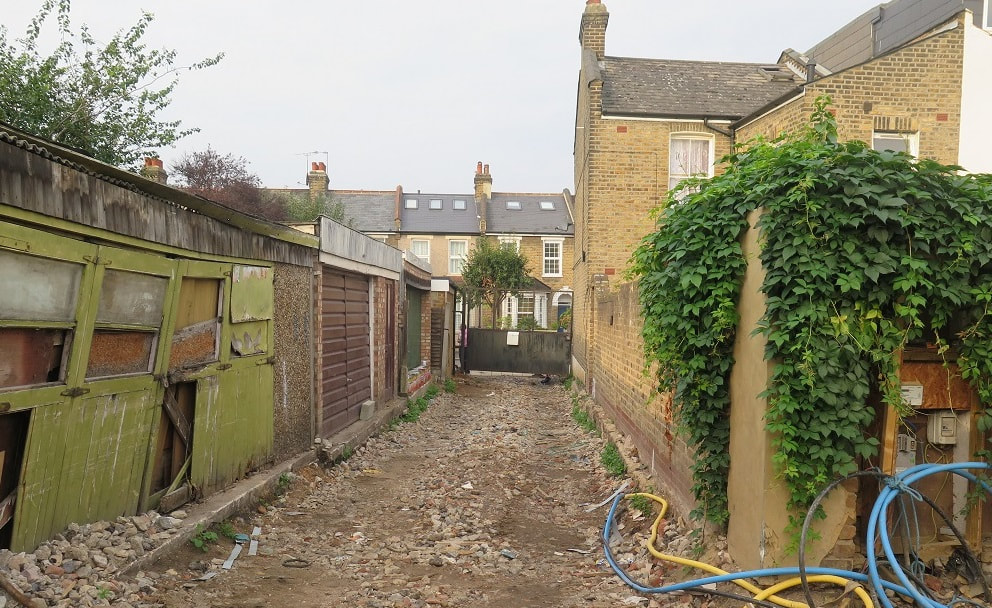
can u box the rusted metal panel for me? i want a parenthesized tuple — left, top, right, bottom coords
(85, 331, 155, 378)
(0, 329, 67, 389)
(230, 266, 273, 322)
(319, 269, 370, 438)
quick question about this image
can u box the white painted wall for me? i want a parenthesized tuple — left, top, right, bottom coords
(959, 24, 992, 173)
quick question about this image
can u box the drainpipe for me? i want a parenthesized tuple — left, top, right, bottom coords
(703, 118, 733, 140)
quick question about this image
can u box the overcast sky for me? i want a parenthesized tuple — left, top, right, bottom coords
(4, 1, 882, 193)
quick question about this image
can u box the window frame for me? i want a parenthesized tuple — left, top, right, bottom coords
(452, 199, 467, 210)
(668, 134, 715, 193)
(872, 130, 919, 158)
(541, 237, 564, 278)
(506, 201, 522, 210)
(539, 201, 555, 211)
(497, 236, 521, 252)
(448, 239, 468, 275)
(429, 199, 443, 210)
(410, 238, 430, 260)
(405, 198, 418, 209)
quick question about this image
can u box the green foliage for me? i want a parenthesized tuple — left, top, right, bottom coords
(97, 586, 113, 600)
(190, 524, 218, 552)
(558, 308, 572, 331)
(276, 472, 293, 495)
(460, 238, 532, 328)
(516, 316, 539, 331)
(280, 191, 350, 224)
(425, 384, 440, 400)
(628, 494, 655, 517)
(340, 445, 354, 461)
(600, 442, 627, 477)
(0, 0, 222, 168)
(400, 396, 430, 423)
(563, 375, 574, 391)
(571, 402, 599, 434)
(216, 521, 237, 539)
(443, 379, 457, 393)
(631, 96, 992, 529)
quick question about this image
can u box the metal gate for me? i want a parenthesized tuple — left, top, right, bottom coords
(320, 269, 371, 437)
(466, 329, 571, 376)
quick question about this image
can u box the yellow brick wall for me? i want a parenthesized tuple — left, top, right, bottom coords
(738, 19, 965, 166)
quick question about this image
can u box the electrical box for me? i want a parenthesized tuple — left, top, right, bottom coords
(895, 433, 917, 473)
(927, 411, 957, 445)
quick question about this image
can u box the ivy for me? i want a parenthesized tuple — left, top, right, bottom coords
(631, 97, 992, 529)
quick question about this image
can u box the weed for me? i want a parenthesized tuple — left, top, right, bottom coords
(628, 494, 654, 517)
(425, 384, 440, 400)
(400, 397, 430, 423)
(97, 586, 113, 600)
(341, 445, 354, 461)
(190, 524, 218, 552)
(443, 379, 456, 393)
(276, 472, 293, 495)
(571, 404, 598, 435)
(600, 442, 626, 478)
(562, 375, 574, 390)
(216, 520, 237, 539)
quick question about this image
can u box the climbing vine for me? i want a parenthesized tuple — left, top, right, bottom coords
(631, 97, 992, 528)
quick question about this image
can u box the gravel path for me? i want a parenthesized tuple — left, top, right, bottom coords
(148, 375, 675, 607)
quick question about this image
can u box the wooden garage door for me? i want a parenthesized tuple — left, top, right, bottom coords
(321, 269, 371, 437)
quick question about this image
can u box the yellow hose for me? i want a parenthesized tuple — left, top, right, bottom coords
(623, 493, 873, 608)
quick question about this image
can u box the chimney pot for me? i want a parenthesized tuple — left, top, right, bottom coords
(483, 164, 489, 175)
(311, 162, 318, 171)
(476, 161, 483, 175)
(318, 162, 326, 171)
(587, 0, 601, 3)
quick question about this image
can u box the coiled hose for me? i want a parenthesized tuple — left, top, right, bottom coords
(602, 462, 992, 608)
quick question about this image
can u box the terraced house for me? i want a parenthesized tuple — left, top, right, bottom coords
(296, 162, 576, 332)
(572, 0, 992, 567)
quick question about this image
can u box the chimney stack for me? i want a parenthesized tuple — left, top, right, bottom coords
(580, 0, 609, 60)
(141, 157, 168, 185)
(306, 161, 329, 202)
(473, 161, 492, 234)
(394, 185, 403, 231)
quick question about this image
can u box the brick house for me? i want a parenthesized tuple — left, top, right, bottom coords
(573, 0, 992, 567)
(293, 162, 575, 332)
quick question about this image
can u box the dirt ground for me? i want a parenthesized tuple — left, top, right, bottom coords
(147, 376, 663, 607)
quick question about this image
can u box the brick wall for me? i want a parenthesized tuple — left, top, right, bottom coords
(592, 282, 696, 512)
(371, 276, 391, 402)
(420, 289, 432, 367)
(738, 18, 965, 166)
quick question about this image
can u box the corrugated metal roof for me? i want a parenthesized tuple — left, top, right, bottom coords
(488, 194, 573, 234)
(600, 56, 802, 119)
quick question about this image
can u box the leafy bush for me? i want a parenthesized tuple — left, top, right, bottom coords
(600, 443, 626, 477)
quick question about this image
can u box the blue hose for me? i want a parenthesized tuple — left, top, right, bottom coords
(603, 462, 992, 607)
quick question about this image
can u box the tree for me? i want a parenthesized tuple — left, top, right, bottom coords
(279, 191, 350, 225)
(171, 147, 285, 222)
(0, 0, 222, 168)
(460, 238, 532, 328)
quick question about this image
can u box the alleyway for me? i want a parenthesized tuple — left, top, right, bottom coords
(150, 376, 662, 607)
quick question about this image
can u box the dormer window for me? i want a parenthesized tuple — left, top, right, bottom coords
(405, 199, 418, 209)
(429, 199, 442, 210)
(506, 201, 521, 210)
(539, 201, 555, 211)
(452, 199, 466, 210)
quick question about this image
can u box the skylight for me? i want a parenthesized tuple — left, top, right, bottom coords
(452, 199, 466, 210)
(429, 199, 442, 210)
(539, 201, 555, 210)
(506, 201, 521, 210)
(405, 199, 418, 209)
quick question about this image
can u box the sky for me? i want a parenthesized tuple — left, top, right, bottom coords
(2, 1, 883, 193)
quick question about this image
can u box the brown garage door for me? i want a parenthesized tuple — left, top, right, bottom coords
(321, 269, 371, 437)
